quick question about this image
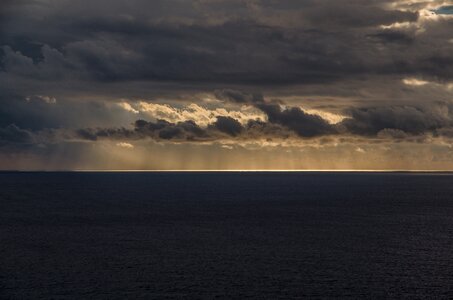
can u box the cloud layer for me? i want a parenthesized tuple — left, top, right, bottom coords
(1, 0, 453, 169)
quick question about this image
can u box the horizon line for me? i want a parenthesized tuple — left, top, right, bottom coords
(3, 169, 453, 173)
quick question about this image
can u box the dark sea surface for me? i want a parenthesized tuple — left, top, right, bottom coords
(1, 172, 453, 299)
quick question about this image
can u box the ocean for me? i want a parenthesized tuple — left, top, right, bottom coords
(1, 172, 453, 298)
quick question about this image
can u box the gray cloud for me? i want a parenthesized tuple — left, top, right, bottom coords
(342, 104, 453, 136)
(211, 116, 243, 136)
(75, 119, 212, 142)
(214, 89, 264, 104)
(0, 124, 33, 145)
(257, 103, 336, 137)
(1, 0, 449, 89)
(368, 30, 414, 44)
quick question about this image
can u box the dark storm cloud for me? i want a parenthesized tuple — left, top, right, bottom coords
(135, 119, 208, 140)
(211, 116, 243, 136)
(257, 103, 336, 137)
(76, 119, 211, 142)
(301, 3, 418, 28)
(214, 89, 264, 104)
(1, 0, 453, 156)
(0, 93, 132, 131)
(75, 128, 98, 141)
(0, 124, 33, 145)
(225, 92, 453, 139)
(0, 0, 16, 25)
(368, 30, 414, 44)
(1, 0, 447, 89)
(341, 104, 453, 136)
(72, 116, 289, 143)
(213, 90, 336, 137)
(75, 127, 137, 141)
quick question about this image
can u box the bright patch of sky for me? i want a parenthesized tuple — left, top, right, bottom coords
(433, 6, 453, 15)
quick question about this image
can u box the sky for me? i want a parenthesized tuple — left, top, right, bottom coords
(1, 0, 453, 170)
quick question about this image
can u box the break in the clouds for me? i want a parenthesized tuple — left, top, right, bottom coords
(434, 5, 453, 15)
(1, 0, 453, 170)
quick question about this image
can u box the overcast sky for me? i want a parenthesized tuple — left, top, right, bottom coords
(1, 0, 453, 170)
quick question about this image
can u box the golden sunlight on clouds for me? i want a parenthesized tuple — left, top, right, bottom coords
(401, 78, 453, 91)
(402, 78, 430, 86)
(119, 101, 267, 127)
(118, 102, 139, 114)
(382, 2, 453, 33)
(390, 0, 451, 10)
(116, 100, 348, 127)
(303, 109, 347, 124)
(116, 142, 134, 149)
